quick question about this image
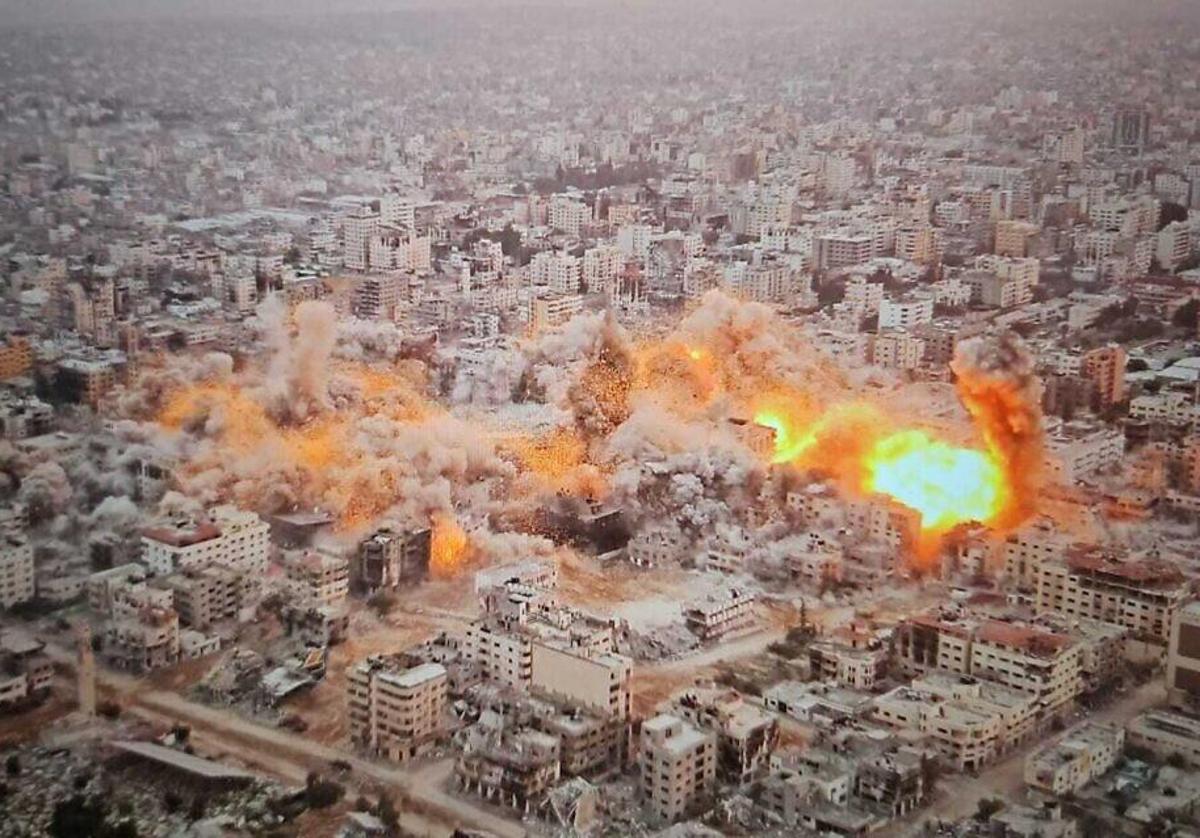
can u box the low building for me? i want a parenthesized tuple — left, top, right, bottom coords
(104, 607, 180, 673)
(1127, 709, 1200, 764)
(456, 711, 562, 813)
(683, 587, 756, 642)
(1024, 722, 1125, 795)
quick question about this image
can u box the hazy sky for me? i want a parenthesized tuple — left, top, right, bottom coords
(0, 0, 1194, 30)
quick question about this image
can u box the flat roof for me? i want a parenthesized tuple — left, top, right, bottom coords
(111, 741, 255, 780)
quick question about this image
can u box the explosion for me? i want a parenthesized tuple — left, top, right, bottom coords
(132, 290, 1044, 578)
(430, 513, 472, 578)
(753, 334, 1042, 558)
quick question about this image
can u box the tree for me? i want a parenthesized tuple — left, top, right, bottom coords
(376, 792, 400, 832)
(1160, 201, 1189, 230)
(1172, 299, 1199, 329)
(974, 798, 1004, 821)
(304, 772, 345, 809)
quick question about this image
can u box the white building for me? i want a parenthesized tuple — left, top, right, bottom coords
(878, 295, 934, 330)
(141, 506, 270, 578)
(1024, 723, 1125, 795)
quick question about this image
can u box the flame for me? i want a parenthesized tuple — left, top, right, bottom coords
(754, 399, 1013, 557)
(864, 430, 1006, 533)
(430, 513, 472, 578)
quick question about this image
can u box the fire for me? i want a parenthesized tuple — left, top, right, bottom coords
(754, 400, 1013, 552)
(430, 513, 472, 579)
(864, 430, 1006, 533)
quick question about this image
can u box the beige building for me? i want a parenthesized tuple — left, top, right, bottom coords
(684, 588, 757, 642)
(530, 293, 584, 333)
(1035, 549, 1189, 642)
(531, 642, 632, 721)
(639, 714, 717, 823)
(895, 616, 1083, 720)
(671, 685, 779, 784)
(161, 565, 249, 629)
(1024, 722, 1124, 795)
(875, 671, 1039, 771)
(1127, 709, 1200, 763)
(1081, 345, 1126, 408)
(104, 607, 180, 673)
(0, 535, 35, 608)
(1168, 601, 1200, 709)
(1002, 517, 1070, 590)
(283, 550, 349, 605)
(348, 656, 448, 761)
(0, 334, 33, 381)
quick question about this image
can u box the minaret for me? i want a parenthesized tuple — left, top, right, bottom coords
(76, 623, 96, 718)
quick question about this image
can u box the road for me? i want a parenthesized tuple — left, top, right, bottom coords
(42, 641, 526, 838)
(897, 678, 1167, 835)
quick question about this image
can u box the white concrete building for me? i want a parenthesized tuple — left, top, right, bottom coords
(141, 506, 270, 577)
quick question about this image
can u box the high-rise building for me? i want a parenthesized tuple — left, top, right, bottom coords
(0, 334, 34, 380)
(1110, 109, 1151, 153)
(344, 206, 380, 271)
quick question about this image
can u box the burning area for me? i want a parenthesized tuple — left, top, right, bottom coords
(751, 333, 1043, 558)
(122, 290, 1047, 576)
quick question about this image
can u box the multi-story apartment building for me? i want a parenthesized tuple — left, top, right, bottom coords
(684, 588, 756, 642)
(161, 565, 248, 629)
(878, 295, 934, 330)
(348, 656, 448, 761)
(530, 642, 632, 721)
(1002, 517, 1070, 590)
(549, 194, 590, 237)
(671, 685, 779, 784)
(995, 219, 1040, 257)
(353, 274, 403, 320)
(104, 607, 180, 673)
(1080, 345, 1126, 408)
(1167, 600, 1200, 709)
(141, 505, 270, 577)
(0, 334, 33, 381)
(894, 615, 1082, 721)
(530, 293, 583, 334)
(353, 527, 432, 592)
(1035, 548, 1189, 642)
(283, 550, 349, 605)
(1043, 421, 1124, 482)
(343, 206, 380, 271)
(639, 714, 717, 823)
(0, 535, 35, 608)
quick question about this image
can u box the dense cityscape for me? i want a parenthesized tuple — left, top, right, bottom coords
(4, 0, 1200, 835)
